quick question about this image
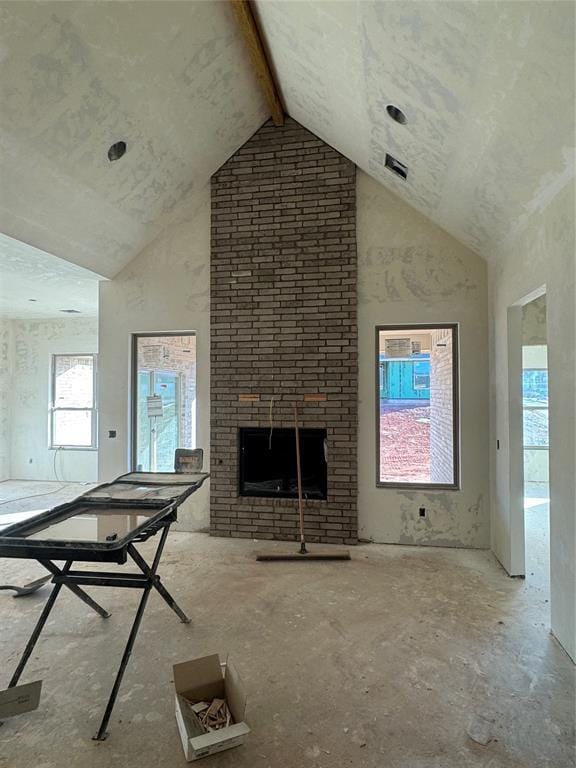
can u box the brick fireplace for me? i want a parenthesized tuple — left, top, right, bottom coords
(210, 118, 357, 544)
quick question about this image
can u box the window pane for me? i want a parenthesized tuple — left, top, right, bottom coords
(523, 409, 549, 448)
(133, 335, 196, 472)
(378, 327, 457, 486)
(522, 369, 548, 408)
(53, 410, 93, 447)
(54, 355, 94, 408)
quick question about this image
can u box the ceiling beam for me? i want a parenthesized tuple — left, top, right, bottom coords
(230, 0, 284, 126)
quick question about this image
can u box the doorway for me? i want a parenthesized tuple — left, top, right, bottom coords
(521, 296, 549, 594)
(131, 333, 196, 472)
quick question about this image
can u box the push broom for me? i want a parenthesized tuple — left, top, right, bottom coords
(256, 403, 350, 562)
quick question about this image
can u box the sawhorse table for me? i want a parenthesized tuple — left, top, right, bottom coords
(0, 471, 209, 740)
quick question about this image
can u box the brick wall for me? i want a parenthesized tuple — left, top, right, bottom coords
(210, 118, 357, 543)
(430, 328, 455, 484)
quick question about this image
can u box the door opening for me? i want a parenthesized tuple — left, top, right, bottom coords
(131, 333, 196, 472)
(521, 295, 550, 598)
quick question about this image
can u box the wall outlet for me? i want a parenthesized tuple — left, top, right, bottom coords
(419, 507, 426, 518)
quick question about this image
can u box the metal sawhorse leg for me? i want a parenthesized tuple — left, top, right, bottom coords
(7, 521, 189, 740)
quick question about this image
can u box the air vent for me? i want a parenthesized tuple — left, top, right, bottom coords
(59, 309, 82, 314)
(386, 104, 407, 125)
(385, 153, 408, 180)
(108, 141, 127, 162)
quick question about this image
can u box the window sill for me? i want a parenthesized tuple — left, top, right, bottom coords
(376, 482, 460, 491)
(49, 446, 99, 452)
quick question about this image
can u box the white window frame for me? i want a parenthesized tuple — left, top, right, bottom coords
(50, 354, 98, 450)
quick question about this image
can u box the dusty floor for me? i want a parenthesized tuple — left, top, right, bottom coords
(0, 532, 573, 768)
(0, 481, 95, 527)
(524, 486, 550, 597)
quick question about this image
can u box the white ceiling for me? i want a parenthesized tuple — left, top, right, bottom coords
(0, 1, 573, 276)
(0, 232, 101, 319)
(255, 0, 575, 258)
(0, 0, 267, 278)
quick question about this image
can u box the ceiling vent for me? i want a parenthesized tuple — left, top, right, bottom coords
(108, 141, 127, 162)
(386, 105, 407, 125)
(385, 153, 408, 181)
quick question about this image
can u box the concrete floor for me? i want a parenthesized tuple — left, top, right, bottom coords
(524, 484, 550, 597)
(0, 481, 95, 527)
(0, 533, 573, 768)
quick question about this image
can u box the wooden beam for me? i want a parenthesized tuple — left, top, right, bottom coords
(230, 0, 284, 126)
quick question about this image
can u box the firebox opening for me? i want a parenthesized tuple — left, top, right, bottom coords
(239, 427, 327, 500)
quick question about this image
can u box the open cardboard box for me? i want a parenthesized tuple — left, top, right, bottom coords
(173, 654, 250, 761)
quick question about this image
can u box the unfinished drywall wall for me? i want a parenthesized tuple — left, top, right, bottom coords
(522, 294, 547, 346)
(490, 180, 575, 660)
(0, 320, 13, 480)
(357, 171, 489, 547)
(9, 317, 98, 482)
(98, 190, 210, 531)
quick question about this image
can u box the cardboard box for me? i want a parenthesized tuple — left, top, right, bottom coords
(173, 654, 250, 761)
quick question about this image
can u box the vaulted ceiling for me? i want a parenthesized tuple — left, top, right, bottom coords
(255, 0, 575, 258)
(0, 232, 99, 319)
(0, 1, 267, 278)
(0, 1, 573, 279)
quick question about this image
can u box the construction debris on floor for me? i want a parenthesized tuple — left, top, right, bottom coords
(186, 698, 233, 731)
(173, 653, 250, 761)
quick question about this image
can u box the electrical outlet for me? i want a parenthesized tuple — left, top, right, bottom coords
(419, 507, 426, 518)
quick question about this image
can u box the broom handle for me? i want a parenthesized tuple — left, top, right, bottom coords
(293, 402, 306, 552)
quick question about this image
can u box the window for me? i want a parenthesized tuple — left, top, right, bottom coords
(50, 354, 97, 449)
(522, 347, 549, 449)
(376, 325, 459, 488)
(131, 334, 196, 472)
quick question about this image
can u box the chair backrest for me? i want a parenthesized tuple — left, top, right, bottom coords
(174, 448, 203, 473)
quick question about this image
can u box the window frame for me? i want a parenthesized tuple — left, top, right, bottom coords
(375, 323, 460, 490)
(130, 331, 197, 472)
(49, 353, 98, 450)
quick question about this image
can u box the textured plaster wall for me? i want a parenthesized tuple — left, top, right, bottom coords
(9, 317, 98, 482)
(98, 188, 210, 532)
(522, 294, 547, 345)
(489, 180, 575, 660)
(0, 319, 14, 480)
(357, 171, 489, 548)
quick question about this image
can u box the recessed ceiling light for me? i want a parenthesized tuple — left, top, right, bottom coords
(386, 105, 407, 125)
(108, 141, 127, 162)
(59, 309, 82, 314)
(385, 153, 408, 181)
